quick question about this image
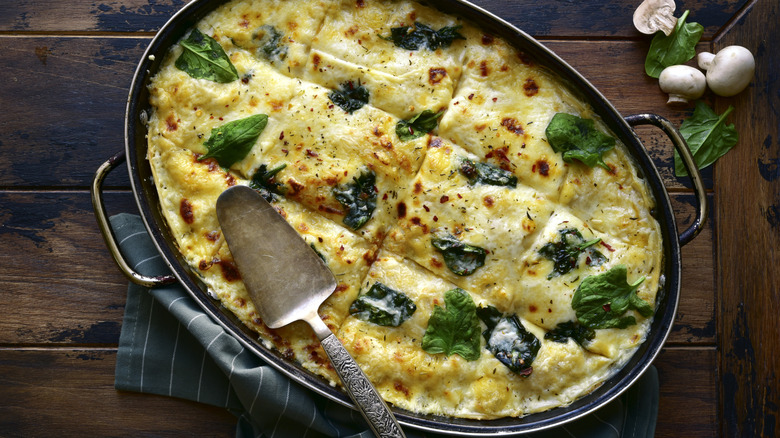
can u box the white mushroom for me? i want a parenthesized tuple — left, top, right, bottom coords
(658, 65, 706, 105)
(633, 0, 678, 36)
(697, 45, 755, 97)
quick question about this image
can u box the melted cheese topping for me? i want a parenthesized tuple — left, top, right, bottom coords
(146, 0, 663, 420)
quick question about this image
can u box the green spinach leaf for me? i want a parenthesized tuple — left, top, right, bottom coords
(674, 101, 739, 177)
(349, 282, 417, 327)
(421, 288, 481, 360)
(328, 81, 369, 114)
(539, 228, 606, 279)
(249, 163, 287, 202)
(572, 265, 653, 330)
(396, 109, 443, 141)
(254, 25, 287, 62)
(476, 305, 540, 376)
(544, 320, 595, 347)
(545, 113, 615, 170)
(644, 10, 703, 78)
(199, 114, 268, 168)
(387, 22, 465, 51)
(459, 157, 518, 187)
(431, 232, 487, 276)
(175, 28, 239, 83)
(333, 168, 377, 230)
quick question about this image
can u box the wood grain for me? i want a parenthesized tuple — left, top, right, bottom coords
(713, 0, 780, 436)
(0, 0, 747, 39)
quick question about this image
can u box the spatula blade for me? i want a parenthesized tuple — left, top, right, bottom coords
(216, 185, 337, 329)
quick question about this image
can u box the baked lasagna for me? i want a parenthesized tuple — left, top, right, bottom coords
(146, 0, 663, 419)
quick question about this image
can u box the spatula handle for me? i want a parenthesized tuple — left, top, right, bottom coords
(320, 333, 406, 438)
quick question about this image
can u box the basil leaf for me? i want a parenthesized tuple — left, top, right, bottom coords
(249, 163, 287, 202)
(421, 288, 481, 360)
(572, 265, 652, 330)
(200, 114, 268, 168)
(674, 101, 739, 177)
(545, 113, 615, 170)
(644, 10, 703, 78)
(539, 228, 606, 279)
(544, 320, 595, 347)
(459, 157, 518, 187)
(396, 110, 443, 141)
(387, 22, 465, 51)
(477, 305, 540, 376)
(175, 28, 239, 83)
(349, 282, 417, 327)
(333, 168, 377, 230)
(431, 232, 486, 276)
(328, 81, 369, 114)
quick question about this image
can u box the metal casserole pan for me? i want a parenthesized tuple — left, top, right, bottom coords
(92, 0, 708, 434)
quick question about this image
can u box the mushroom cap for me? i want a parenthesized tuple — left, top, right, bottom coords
(704, 46, 755, 97)
(658, 65, 707, 104)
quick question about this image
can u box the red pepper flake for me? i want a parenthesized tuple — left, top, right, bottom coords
(279, 131, 284, 140)
(440, 195, 449, 203)
(423, 204, 430, 212)
(382, 193, 388, 201)
(468, 93, 475, 100)
(600, 241, 615, 252)
(602, 303, 612, 312)
(397, 202, 407, 219)
(306, 149, 319, 158)
(433, 215, 438, 222)
(492, 97, 498, 102)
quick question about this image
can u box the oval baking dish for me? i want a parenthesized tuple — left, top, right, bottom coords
(93, 0, 707, 434)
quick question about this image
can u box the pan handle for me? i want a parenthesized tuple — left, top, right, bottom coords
(625, 114, 708, 247)
(91, 150, 177, 288)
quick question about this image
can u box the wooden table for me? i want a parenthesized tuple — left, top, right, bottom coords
(1, 0, 777, 436)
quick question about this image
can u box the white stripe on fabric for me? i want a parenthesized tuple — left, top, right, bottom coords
(270, 382, 291, 438)
(196, 332, 224, 402)
(133, 254, 161, 270)
(186, 313, 205, 330)
(226, 349, 243, 406)
(119, 230, 148, 246)
(138, 298, 155, 391)
(248, 367, 265, 415)
(168, 323, 181, 397)
(167, 296, 187, 311)
(592, 412, 621, 437)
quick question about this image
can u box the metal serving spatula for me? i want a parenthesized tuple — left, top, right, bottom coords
(216, 185, 405, 438)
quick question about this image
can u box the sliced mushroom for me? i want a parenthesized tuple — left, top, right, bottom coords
(633, 0, 678, 36)
(697, 45, 755, 97)
(658, 65, 706, 105)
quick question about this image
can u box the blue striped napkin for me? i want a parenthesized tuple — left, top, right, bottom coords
(111, 213, 658, 437)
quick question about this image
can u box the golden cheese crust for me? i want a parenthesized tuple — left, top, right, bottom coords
(146, 0, 663, 419)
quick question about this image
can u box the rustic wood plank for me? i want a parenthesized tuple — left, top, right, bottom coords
(1, 190, 715, 346)
(0, 191, 136, 345)
(1, 37, 703, 189)
(0, 347, 713, 436)
(654, 347, 717, 438)
(714, 0, 780, 436)
(0, 349, 236, 436)
(0, 0, 746, 39)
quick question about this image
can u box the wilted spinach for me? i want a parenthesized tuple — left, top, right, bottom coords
(644, 10, 703, 78)
(545, 113, 615, 170)
(572, 265, 653, 330)
(349, 282, 417, 327)
(199, 114, 268, 168)
(674, 101, 739, 177)
(545, 320, 595, 347)
(386, 22, 465, 51)
(396, 109, 443, 141)
(421, 288, 481, 361)
(431, 232, 486, 276)
(476, 305, 540, 376)
(254, 25, 287, 62)
(539, 228, 606, 279)
(328, 81, 369, 114)
(333, 168, 377, 230)
(175, 28, 239, 83)
(249, 163, 287, 202)
(459, 157, 518, 187)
